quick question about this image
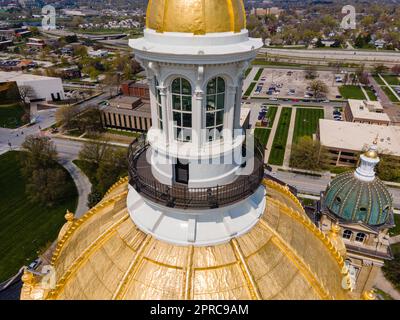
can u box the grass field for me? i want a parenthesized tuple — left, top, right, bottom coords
(253, 68, 264, 81)
(292, 108, 324, 144)
(382, 86, 400, 102)
(0, 151, 78, 282)
(245, 68, 252, 78)
(390, 214, 400, 237)
(373, 75, 385, 85)
(364, 87, 378, 101)
(382, 75, 400, 86)
(339, 85, 366, 100)
(262, 106, 278, 128)
(255, 128, 271, 147)
(0, 103, 25, 129)
(268, 107, 292, 165)
(244, 82, 256, 97)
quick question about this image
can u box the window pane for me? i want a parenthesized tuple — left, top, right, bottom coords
(216, 111, 224, 126)
(172, 79, 181, 94)
(206, 113, 215, 127)
(182, 96, 192, 111)
(181, 79, 191, 94)
(217, 77, 225, 93)
(175, 127, 181, 140)
(158, 106, 163, 119)
(206, 95, 216, 111)
(182, 113, 192, 128)
(207, 78, 217, 94)
(216, 93, 225, 109)
(172, 95, 181, 110)
(181, 128, 192, 142)
(173, 112, 181, 126)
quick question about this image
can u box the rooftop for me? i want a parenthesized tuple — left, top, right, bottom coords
(0, 71, 60, 82)
(319, 119, 400, 157)
(347, 99, 390, 123)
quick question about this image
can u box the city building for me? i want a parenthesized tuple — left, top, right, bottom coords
(121, 80, 149, 99)
(344, 99, 391, 126)
(21, 0, 358, 301)
(318, 119, 400, 166)
(101, 95, 152, 132)
(319, 141, 394, 296)
(88, 49, 109, 58)
(0, 71, 65, 102)
(26, 38, 46, 49)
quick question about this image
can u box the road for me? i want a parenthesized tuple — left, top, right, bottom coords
(261, 48, 400, 64)
(273, 170, 400, 209)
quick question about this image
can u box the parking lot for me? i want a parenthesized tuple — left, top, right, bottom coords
(251, 68, 341, 100)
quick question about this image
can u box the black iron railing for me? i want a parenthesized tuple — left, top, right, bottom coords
(128, 137, 265, 209)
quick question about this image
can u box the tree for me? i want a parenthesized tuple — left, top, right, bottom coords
(304, 65, 317, 80)
(290, 137, 330, 171)
(56, 105, 80, 131)
(377, 155, 400, 182)
(309, 79, 329, 98)
(19, 136, 67, 207)
(373, 64, 389, 75)
(392, 65, 400, 76)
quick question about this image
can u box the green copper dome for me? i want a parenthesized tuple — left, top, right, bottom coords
(324, 171, 392, 226)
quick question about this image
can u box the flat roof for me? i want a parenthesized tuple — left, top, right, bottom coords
(319, 119, 400, 156)
(347, 99, 390, 122)
(0, 71, 60, 82)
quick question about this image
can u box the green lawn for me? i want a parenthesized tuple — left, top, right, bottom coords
(339, 85, 366, 100)
(245, 68, 252, 78)
(0, 103, 25, 129)
(372, 75, 385, 85)
(268, 107, 292, 166)
(364, 87, 378, 101)
(382, 86, 400, 102)
(261, 106, 278, 129)
(0, 151, 78, 282)
(244, 82, 256, 97)
(106, 128, 142, 138)
(382, 75, 400, 86)
(292, 108, 324, 144)
(253, 68, 264, 81)
(390, 214, 400, 237)
(255, 128, 271, 148)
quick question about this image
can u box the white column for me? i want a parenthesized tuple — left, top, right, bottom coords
(226, 84, 238, 140)
(234, 76, 243, 130)
(148, 77, 159, 131)
(158, 85, 169, 144)
(194, 89, 204, 148)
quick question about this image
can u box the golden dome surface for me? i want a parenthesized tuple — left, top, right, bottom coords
(21, 178, 352, 300)
(146, 0, 246, 35)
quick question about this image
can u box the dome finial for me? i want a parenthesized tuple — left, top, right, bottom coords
(362, 289, 376, 300)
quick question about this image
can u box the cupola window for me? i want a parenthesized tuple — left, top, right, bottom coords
(343, 229, 353, 240)
(172, 78, 192, 142)
(206, 77, 225, 141)
(355, 232, 366, 243)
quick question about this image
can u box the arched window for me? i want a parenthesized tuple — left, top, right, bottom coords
(206, 77, 225, 141)
(155, 78, 163, 131)
(342, 229, 353, 240)
(172, 78, 192, 142)
(355, 232, 366, 243)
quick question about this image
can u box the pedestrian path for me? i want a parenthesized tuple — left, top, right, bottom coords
(264, 105, 282, 163)
(242, 67, 259, 96)
(374, 268, 400, 300)
(360, 85, 370, 101)
(283, 107, 297, 168)
(379, 74, 400, 102)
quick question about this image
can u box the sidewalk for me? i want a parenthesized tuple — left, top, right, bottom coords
(264, 106, 282, 163)
(374, 268, 400, 300)
(282, 107, 296, 168)
(54, 133, 130, 148)
(379, 74, 400, 102)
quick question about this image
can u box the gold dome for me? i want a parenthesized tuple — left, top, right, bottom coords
(146, 0, 246, 35)
(21, 178, 352, 300)
(365, 150, 378, 159)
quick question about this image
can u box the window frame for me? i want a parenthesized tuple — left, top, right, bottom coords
(171, 77, 193, 143)
(205, 77, 226, 142)
(355, 232, 366, 243)
(342, 229, 353, 240)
